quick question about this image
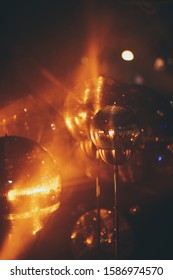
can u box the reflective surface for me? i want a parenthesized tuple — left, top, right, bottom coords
(71, 209, 134, 259)
(79, 77, 173, 143)
(0, 136, 62, 243)
(64, 93, 94, 141)
(99, 149, 133, 165)
(0, 95, 73, 178)
(80, 139, 97, 160)
(90, 105, 140, 150)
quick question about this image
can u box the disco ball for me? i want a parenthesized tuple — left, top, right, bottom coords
(86, 78, 173, 179)
(71, 209, 134, 259)
(81, 77, 173, 142)
(0, 135, 62, 245)
(90, 105, 140, 165)
(0, 94, 72, 169)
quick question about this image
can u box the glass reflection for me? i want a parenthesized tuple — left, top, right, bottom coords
(71, 209, 134, 259)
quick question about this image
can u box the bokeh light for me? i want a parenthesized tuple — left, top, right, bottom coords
(121, 50, 134, 61)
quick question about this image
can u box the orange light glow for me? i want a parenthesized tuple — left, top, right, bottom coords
(154, 58, 165, 71)
(71, 232, 77, 239)
(65, 117, 73, 130)
(78, 111, 87, 119)
(108, 129, 115, 138)
(83, 88, 90, 103)
(85, 236, 93, 246)
(51, 123, 56, 130)
(7, 202, 60, 221)
(95, 76, 104, 113)
(7, 176, 60, 202)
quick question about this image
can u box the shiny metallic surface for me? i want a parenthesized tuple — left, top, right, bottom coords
(71, 209, 134, 259)
(80, 139, 97, 160)
(0, 136, 62, 238)
(83, 77, 173, 143)
(99, 149, 133, 165)
(90, 105, 140, 151)
(64, 93, 94, 141)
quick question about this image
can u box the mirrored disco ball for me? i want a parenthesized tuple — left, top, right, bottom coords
(0, 95, 59, 143)
(89, 78, 173, 143)
(90, 105, 140, 165)
(0, 94, 73, 168)
(63, 76, 113, 142)
(71, 209, 134, 259)
(81, 77, 173, 142)
(90, 105, 140, 150)
(64, 77, 173, 144)
(0, 135, 62, 244)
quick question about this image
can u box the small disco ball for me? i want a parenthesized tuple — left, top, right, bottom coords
(90, 105, 140, 165)
(71, 209, 134, 259)
(0, 135, 62, 245)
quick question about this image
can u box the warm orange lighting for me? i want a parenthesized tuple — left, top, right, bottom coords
(95, 76, 104, 113)
(108, 129, 115, 138)
(78, 111, 87, 119)
(32, 222, 42, 235)
(81, 56, 89, 65)
(85, 236, 93, 246)
(7, 202, 60, 221)
(154, 58, 165, 71)
(65, 117, 73, 130)
(83, 88, 90, 103)
(74, 111, 87, 126)
(51, 123, 56, 130)
(121, 50, 134, 61)
(7, 176, 61, 202)
(71, 232, 77, 239)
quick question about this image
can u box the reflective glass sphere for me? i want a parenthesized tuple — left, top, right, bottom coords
(80, 77, 173, 143)
(99, 149, 133, 165)
(90, 105, 140, 165)
(0, 94, 73, 170)
(71, 209, 134, 259)
(90, 105, 140, 150)
(0, 136, 62, 244)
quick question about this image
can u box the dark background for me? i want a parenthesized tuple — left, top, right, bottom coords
(1, 0, 173, 102)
